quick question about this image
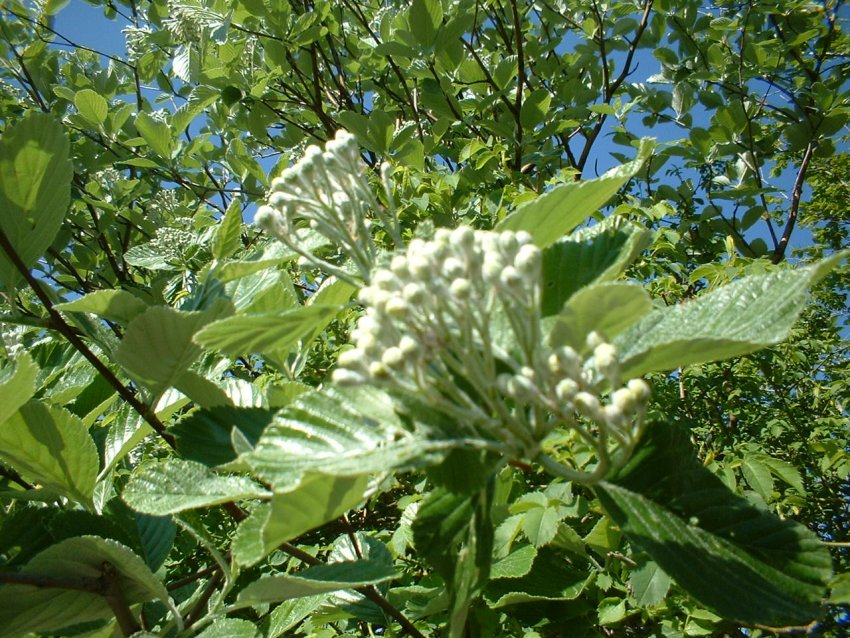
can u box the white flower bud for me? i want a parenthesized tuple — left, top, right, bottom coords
(515, 230, 533, 245)
(443, 257, 465, 280)
(399, 336, 419, 356)
(499, 266, 522, 289)
(593, 343, 619, 378)
(337, 348, 364, 368)
(254, 206, 278, 231)
(586, 331, 606, 349)
(385, 297, 409, 318)
(515, 244, 541, 275)
(369, 361, 389, 379)
(403, 282, 426, 304)
(390, 255, 409, 277)
(507, 374, 538, 400)
(450, 278, 472, 299)
(603, 404, 626, 427)
(382, 346, 404, 368)
(408, 255, 431, 280)
(333, 368, 366, 385)
(482, 257, 503, 283)
(627, 378, 651, 402)
(556, 378, 579, 402)
(611, 387, 636, 413)
(372, 269, 398, 290)
(451, 226, 475, 249)
(434, 228, 452, 244)
(574, 392, 602, 421)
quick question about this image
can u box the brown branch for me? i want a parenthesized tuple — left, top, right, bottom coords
(0, 464, 34, 490)
(0, 571, 102, 592)
(773, 141, 814, 263)
(101, 562, 141, 636)
(509, 0, 525, 171)
(183, 570, 223, 628)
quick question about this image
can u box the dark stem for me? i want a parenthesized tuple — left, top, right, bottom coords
(773, 141, 814, 264)
(101, 562, 141, 637)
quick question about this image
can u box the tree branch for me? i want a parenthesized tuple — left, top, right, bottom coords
(773, 141, 814, 263)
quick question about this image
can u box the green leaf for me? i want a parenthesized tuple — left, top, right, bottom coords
(596, 420, 833, 627)
(115, 306, 213, 395)
(496, 139, 653, 247)
(409, 0, 443, 47)
(541, 216, 652, 316)
(520, 88, 552, 130)
(56, 290, 148, 324)
(0, 112, 72, 288)
(196, 619, 259, 638)
(0, 536, 171, 637)
(614, 252, 847, 378)
(267, 596, 326, 637)
(236, 558, 396, 606)
(194, 304, 342, 358)
(548, 283, 653, 353)
(172, 406, 274, 467)
(741, 454, 774, 501)
(490, 544, 536, 579)
(0, 400, 97, 506)
(629, 560, 672, 606)
(212, 198, 244, 260)
(135, 111, 172, 159)
(521, 502, 562, 548)
(244, 386, 447, 490)
(122, 459, 271, 515)
(232, 473, 369, 567)
(0, 353, 38, 424)
(74, 89, 108, 126)
(483, 548, 590, 608)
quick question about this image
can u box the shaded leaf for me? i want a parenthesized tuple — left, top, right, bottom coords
(483, 548, 590, 608)
(0, 353, 38, 424)
(0, 112, 72, 288)
(629, 560, 672, 606)
(596, 420, 832, 627)
(56, 290, 148, 324)
(172, 406, 274, 467)
(0, 400, 97, 506)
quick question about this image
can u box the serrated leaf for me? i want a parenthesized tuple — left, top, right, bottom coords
(741, 454, 774, 501)
(100, 405, 151, 478)
(196, 618, 259, 638)
(521, 503, 562, 548)
(0, 353, 38, 424)
(244, 386, 447, 489)
(483, 548, 590, 608)
(74, 89, 108, 125)
(496, 139, 653, 247)
(172, 406, 274, 467)
(267, 596, 326, 637)
(629, 560, 672, 606)
(596, 420, 833, 627)
(0, 400, 97, 506)
(194, 304, 342, 358)
(135, 111, 172, 158)
(235, 558, 396, 606)
(491, 544, 536, 579)
(549, 282, 653, 352)
(212, 198, 244, 260)
(0, 112, 72, 288)
(114, 306, 212, 396)
(615, 251, 847, 378)
(540, 216, 653, 316)
(760, 455, 805, 495)
(56, 290, 148, 324)
(0, 536, 171, 637)
(135, 513, 175, 571)
(123, 459, 271, 515)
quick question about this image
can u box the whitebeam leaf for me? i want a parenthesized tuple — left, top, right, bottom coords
(615, 251, 847, 378)
(0, 353, 38, 424)
(123, 459, 271, 515)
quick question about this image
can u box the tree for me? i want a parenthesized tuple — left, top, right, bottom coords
(0, 0, 848, 636)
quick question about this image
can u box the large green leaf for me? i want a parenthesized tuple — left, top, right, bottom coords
(483, 548, 590, 608)
(243, 386, 448, 490)
(114, 306, 214, 395)
(496, 139, 653, 247)
(615, 252, 847, 378)
(0, 112, 72, 288)
(171, 406, 274, 467)
(194, 304, 343, 358)
(122, 459, 271, 515)
(56, 290, 148, 324)
(212, 197, 244, 260)
(540, 216, 653, 316)
(235, 557, 396, 607)
(0, 400, 97, 506)
(0, 536, 171, 638)
(135, 111, 172, 158)
(548, 282, 653, 353)
(595, 420, 832, 627)
(232, 473, 369, 567)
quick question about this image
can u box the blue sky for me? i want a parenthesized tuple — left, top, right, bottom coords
(50, 0, 827, 254)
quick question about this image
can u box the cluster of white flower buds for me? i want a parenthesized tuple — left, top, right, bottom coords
(255, 130, 401, 284)
(332, 226, 650, 483)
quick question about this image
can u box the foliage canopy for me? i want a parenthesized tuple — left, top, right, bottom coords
(0, 0, 848, 637)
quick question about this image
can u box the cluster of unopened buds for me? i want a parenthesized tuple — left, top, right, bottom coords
(332, 227, 650, 483)
(255, 130, 401, 283)
(255, 131, 650, 483)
